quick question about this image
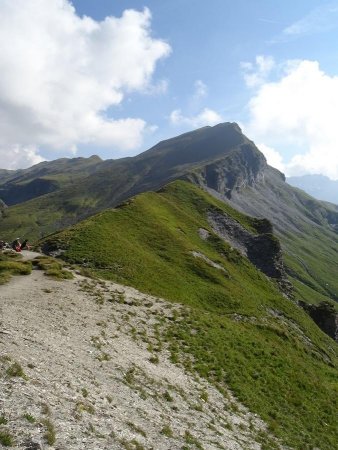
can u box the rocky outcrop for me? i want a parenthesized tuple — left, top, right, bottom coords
(189, 143, 267, 199)
(299, 301, 338, 341)
(207, 209, 293, 296)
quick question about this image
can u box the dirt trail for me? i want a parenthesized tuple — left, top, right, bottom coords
(0, 259, 283, 450)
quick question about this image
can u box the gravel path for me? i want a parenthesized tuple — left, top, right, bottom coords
(0, 257, 283, 450)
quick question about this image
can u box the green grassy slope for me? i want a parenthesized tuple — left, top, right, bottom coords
(41, 180, 338, 450)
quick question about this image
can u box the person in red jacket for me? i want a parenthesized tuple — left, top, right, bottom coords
(11, 238, 21, 252)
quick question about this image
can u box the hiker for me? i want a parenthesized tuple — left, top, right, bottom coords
(20, 239, 30, 250)
(11, 238, 21, 252)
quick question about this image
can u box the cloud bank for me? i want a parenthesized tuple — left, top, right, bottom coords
(0, 0, 171, 169)
(244, 58, 338, 179)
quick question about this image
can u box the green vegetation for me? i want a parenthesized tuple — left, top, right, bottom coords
(0, 155, 103, 241)
(283, 229, 338, 310)
(6, 361, 26, 379)
(81, 387, 89, 398)
(161, 425, 173, 438)
(32, 255, 73, 280)
(184, 430, 203, 449)
(0, 416, 8, 425)
(0, 430, 13, 447)
(40, 181, 338, 450)
(23, 413, 36, 423)
(126, 421, 147, 438)
(42, 418, 56, 445)
(0, 252, 31, 284)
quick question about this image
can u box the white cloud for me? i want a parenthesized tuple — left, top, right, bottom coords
(170, 108, 222, 128)
(257, 143, 285, 173)
(241, 55, 275, 88)
(245, 59, 338, 179)
(0, 145, 45, 170)
(0, 0, 171, 169)
(193, 80, 208, 99)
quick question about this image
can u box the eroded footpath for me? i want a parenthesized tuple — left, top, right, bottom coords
(0, 254, 285, 450)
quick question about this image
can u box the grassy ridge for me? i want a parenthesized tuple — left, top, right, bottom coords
(41, 180, 338, 449)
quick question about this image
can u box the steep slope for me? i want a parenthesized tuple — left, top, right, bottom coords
(287, 174, 338, 204)
(1, 263, 282, 450)
(40, 181, 338, 450)
(189, 159, 338, 308)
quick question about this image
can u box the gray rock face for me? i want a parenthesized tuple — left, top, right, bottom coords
(207, 209, 293, 296)
(299, 301, 338, 341)
(189, 142, 267, 200)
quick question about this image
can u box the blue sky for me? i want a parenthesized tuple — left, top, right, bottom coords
(72, 0, 332, 141)
(1, 0, 338, 177)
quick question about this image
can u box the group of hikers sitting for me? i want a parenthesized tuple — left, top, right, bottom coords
(0, 238, 30, 252)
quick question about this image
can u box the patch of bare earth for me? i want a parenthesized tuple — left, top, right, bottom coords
(0, 257, 285, 450)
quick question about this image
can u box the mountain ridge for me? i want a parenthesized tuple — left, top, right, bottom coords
(1, 122, 338, 310)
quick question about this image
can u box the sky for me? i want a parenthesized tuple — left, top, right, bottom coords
(1, 0, 338, 178)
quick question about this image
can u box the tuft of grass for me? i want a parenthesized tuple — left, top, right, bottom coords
(81, 388, 89, 398)
(161, 424, 173, 438)
(0, 415, 8, 425)
(126, 421, 147, 437)
(96, 352, 111, 362)
(75, 401, 95, 415)
(200, 390, 208, 402)
(42, 418, 56, 445)
(44, 268, 74, 279)
(163, 391, 173, 402)
(23, 413, 36, 423)
(0, 430, 13, 447)
(6, 361, 26, 378)
(33, 256, 73, 280)
(149, 355, 159, 364)
(184, 430, 204, 449)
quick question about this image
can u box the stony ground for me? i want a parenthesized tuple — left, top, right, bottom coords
(0, 251, 284, 450)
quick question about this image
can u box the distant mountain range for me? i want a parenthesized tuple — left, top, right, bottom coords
(287, 174, 338, 204)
